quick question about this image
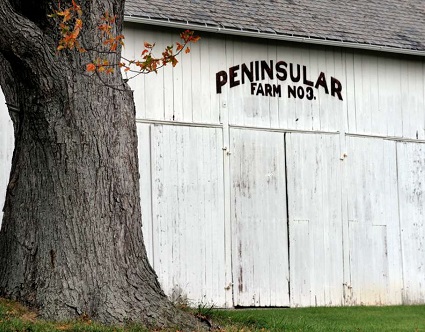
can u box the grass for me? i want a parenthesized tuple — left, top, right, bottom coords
(209, 305, 425, 331)
(0, 298, 152, 332)
(1, 297, 425, 331)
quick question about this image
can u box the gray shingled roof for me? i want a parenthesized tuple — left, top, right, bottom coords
(124, 0, 425, 54)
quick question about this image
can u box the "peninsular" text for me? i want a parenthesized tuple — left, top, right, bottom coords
(216, 60, 343, 101)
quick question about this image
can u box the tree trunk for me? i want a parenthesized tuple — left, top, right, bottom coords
(0, 0, 201, 329)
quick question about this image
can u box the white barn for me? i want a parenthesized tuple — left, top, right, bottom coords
(1, 0, 425, 308)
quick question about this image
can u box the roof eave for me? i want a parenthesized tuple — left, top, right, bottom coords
(124, 15, 425, 57)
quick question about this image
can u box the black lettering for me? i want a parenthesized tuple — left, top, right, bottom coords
(288, 85, 297, 98)
(256, 83, 265, 96)
(216, 71, 228, 94)
(251, 82, 257, 95)
(273, 84, 282, 97)
(265, 83, 273, 96)
(306, 87, 314, 100)
(229, 65, 240, 88)
(331, 77, 343, 101)
(275, 61, 288, 81)
(315, 72, 329, 94)
(261, 60, 274, 80)
(255, 61, 260, 81)
(290, 63, 301, 82)
(303, 65, 314, 86)
(297, 86, 305, 99)
(241, 62, 254, 84)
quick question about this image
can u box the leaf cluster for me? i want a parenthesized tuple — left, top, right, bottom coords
(119, 30, 200, 78)
(49, 1, 200, 80)
(48, 0, 85, 52)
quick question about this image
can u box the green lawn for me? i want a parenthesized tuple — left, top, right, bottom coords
(1, 297, 425, 331)
(210, 305, 425, 331)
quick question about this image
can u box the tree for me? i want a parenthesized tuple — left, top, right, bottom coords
(0, 0, 202, 329)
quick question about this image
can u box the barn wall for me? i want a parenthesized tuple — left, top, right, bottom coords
(124, 23, 425, 308)
(1, 22, 425, 308)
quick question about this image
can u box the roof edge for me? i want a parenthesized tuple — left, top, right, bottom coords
(124, 15, 425, 57)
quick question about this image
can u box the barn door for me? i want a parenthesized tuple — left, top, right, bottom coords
(230, 128, 290, 307)
(345, 137, 402, 305)
(397, 142, 425, 304)
(139, 124, 228, 307)
(286, 133, 344, 307)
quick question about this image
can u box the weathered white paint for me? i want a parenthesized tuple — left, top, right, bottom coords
(347, 54, 425, 139)
(1, 23, 425, 308)
(138, 123, 227, 306)
(137, 123, 155, 262)
(397, 142, 425, 304)
(125, 23, 221, 124)
(123, 26, 425, 140)
(286, 133, 344, 307)
(0, 91, 14, 225)
(230, 128, 289, 306)
(345, 137, 403, 305)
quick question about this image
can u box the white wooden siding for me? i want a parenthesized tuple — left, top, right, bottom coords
(138, 123, 227, 306)
(230, 128, 290, 306)
(347, 54, 425, 139)
(286, 133, 344, 307)
(397, 142, 425, 304)
(226, 39, 273, 129)
(226, 42, 346, 133)
(345, 137, 403, 305)
(124, 24, 221, 124)
(137, 123, 155, 262)
(400, 61, 425, 140)
(123, 24, 425, 140)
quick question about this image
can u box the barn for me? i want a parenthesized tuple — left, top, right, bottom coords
(1, 0, 425, 308)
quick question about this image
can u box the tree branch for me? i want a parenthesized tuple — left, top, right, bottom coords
(0, 0, 60, 85)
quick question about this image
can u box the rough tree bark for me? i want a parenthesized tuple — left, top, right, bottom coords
(0, 0, 201, 329)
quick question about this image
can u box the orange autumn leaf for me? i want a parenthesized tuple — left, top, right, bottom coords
(176, 42, 183, 51)
(86, 63, 96, 72)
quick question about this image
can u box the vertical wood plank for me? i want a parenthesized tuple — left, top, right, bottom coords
(180, 41, 193, 122)
(345, 52, 356, 134)
(137, 123, 154, 263)
(378, 58, 402, 137)
(308, 48, 323, 131)
(352, 54, 379, 135)
(268, 42, 280, 129)
(297, 46, 313, 130)
(401, 61, 425, 140)
(320, 49, 338, 131)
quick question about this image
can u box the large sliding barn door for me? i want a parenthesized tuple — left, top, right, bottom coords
(286, 133, 344, 307)
(229, 130, 343, 307)
(230, 128, 290, 306)
(345, 137, 402, 305)
(138, 124, 228, 306)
